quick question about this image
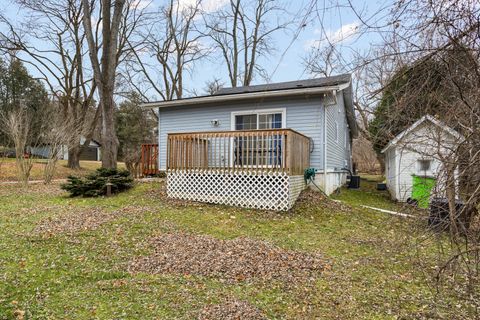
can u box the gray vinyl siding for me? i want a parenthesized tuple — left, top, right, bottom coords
(158, 96, 325, 171)
(158, 93, 353, 173)
(325, 91, 351, 171)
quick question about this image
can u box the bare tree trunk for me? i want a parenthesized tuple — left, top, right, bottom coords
(101, 94, 119, 169)
(446, 163, 460, 240)
(68, 146, 81, 170)
(81, 0, 127, 169)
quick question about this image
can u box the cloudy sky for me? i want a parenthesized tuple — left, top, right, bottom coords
(0, 0, 386, 99)
(153, 0, 384, 95)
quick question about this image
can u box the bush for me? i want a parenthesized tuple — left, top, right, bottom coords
(61, 168, 134, 197)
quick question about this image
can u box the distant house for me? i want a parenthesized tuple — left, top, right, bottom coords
(30, 136, 102, 161)
(382, 115, 463, 205)
(142, 74, 358, 210)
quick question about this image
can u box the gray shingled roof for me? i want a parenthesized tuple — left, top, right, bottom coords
(215, 74, 351, 96)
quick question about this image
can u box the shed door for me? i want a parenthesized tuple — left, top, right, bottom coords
(79, 147, 98, 161)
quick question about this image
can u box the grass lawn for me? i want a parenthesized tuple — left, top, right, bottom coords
(0, 177, 472, 319)
(0, 159, 125, 182)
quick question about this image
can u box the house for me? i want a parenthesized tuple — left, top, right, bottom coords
(30, 136, 102, 161)
(142, 74, 358, 210)
(382, 115, 463, 206)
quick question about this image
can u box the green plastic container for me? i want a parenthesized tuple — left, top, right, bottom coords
(411, 175, 436, 208)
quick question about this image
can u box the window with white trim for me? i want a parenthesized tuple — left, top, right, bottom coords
(232, 110, 285, 166)
(234, 112, 283, 130)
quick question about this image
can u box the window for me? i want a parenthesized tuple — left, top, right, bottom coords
(232, 109, 285, 167)
(417, 159, 432, 174)
(235, 114, 257, 130)
(234, 112, 283, 130)
(259, 113, 282, 129)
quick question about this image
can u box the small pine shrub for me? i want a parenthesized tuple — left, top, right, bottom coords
(61, 168, 134, 197)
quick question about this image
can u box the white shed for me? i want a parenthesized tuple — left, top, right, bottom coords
(381, 115, 463, 203)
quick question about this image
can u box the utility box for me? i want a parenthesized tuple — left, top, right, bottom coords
(348, 175, 360, 189)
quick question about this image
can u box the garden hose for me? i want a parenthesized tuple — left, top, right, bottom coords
(304, 168, 328, 197)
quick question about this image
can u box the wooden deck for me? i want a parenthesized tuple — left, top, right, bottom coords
(167, 129, 310, 175)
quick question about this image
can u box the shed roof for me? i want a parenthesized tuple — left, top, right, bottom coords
(381, 115, 463, 153)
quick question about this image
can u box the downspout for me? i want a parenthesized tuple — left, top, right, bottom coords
(324, 98, 328, 194)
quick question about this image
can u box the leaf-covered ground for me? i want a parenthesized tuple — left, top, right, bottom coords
(0, 178, 473, 319)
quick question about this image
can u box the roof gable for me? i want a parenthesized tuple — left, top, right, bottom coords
(381, 115, 463, 153)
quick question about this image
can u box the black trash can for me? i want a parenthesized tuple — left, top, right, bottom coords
(348, 175, 360, 189)
(428, 198, 467, 232)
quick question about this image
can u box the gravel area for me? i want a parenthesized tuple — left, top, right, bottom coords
(129, 233, 323, 283)
(198, 298, 267, 320)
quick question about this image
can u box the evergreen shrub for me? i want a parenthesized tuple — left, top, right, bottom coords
(61, 168, 134, 197)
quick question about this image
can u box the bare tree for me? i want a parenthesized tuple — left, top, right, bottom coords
(352, 136, 380, 174)
(204, 78, 224, 95)
(304, 42, 347, 77)
(0, 106, 37, 185)
(81, 0, 125, 169)
(123, 0, 205, 101)
(81, 0, 147, 168)
(42, 114, 73, 184)
(0, 0, 100, 170)
(204, 0, 289, 87)
(313, 0, 480, 312)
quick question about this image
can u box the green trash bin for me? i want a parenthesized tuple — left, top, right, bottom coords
(411, 175, 436, 208)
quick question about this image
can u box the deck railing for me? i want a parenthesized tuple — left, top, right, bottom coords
(167, 129, 310, 175)
(141, 144, 159, 176)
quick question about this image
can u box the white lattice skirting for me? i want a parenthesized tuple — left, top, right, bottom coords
(167, 170, 306, 211)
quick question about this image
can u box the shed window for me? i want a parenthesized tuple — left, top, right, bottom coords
(417, 159, 432, 174)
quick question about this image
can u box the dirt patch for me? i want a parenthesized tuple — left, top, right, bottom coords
(129, 233, 323, 283)
(198, 298, 267, 320)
